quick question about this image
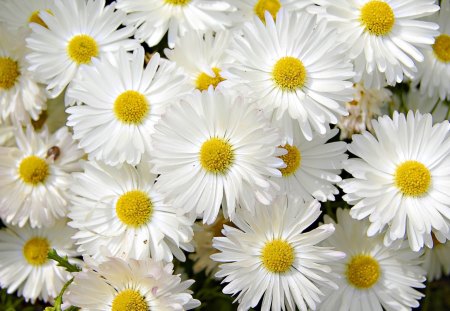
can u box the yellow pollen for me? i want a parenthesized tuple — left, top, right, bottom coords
(360, 1, 395, 36)
(112, 289, 148, 311)
(116, 190, 153, 227)
(67, 34, 99, 65)
(0, 57, 20, 90)
(199, 137, 234, 174)
(261, 239, 294, 273)
(254, 0, 281, 23)
(394, 160, 431, 197)
(346, 254, 380, 289)
(433, 34, 450, 63)
(164, 0, 191, 6)
(18, 156, 49, 185)
(28, 10, 51, 28)
(272, 56, 307, 91)
(113, 90, 150, 124)
(195, 67, 225, 91)
(278, 144, 301, 177)
(23, 237, 50, 266)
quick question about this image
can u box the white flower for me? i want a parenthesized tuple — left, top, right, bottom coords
(340, 111, 450, 251)
(422, 235, 450, 282)
(26, 0, 139, 98)
(0, 0, 57, 31)
(0, 126, 84, 228)
(319, 208, 426, 311)
(64, 256, 201, 310)
(211, 197, 344, 311)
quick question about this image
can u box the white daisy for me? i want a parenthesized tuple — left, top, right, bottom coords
(26, 0, 139, 98)
(0, 125, 84, 228)
(63, 256, 201, 310)
(211, 197, 345, 311)
(340, 111, 450, 251)
(0, 0, 57, 31)
(151, 89, 284, 224)
(319, 208, 426, 311)
(69, 161, 194, 263)
(223, 10, 354, 140)
(314, 0, 439, 88)
(422, 235, 450, 282)
(66, 47, 191, 166)
(0, 220, 78, 303)
(115, 0, 233, 48)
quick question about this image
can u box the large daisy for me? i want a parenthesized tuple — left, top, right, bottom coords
(340, 111, 450, 251)
(0, 0, 57, 32)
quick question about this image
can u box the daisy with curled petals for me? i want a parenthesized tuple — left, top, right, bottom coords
(211, 197, 344, 311)
(340, 111, 450, 251)
(64, 256, 200, 310)
(319, 208, 426, 311)
(314, 0, 439, 88)
(224, 10, 354, 140)
(66, 47, 191, 166)
(151, 89, 285, 224)
(0, 126, 83, 228)
(68, 161, 194, 262)
(0, 0, 57, 31)
(0, 220, 78, 303)
(422, 235, 450, 282)
(26, 0, 139, 98)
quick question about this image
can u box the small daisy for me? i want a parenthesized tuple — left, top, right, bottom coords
(63, 256, 201, 310)
(0, 0, 57, 31)
(314, 0, 439, 88)
(0, 220, 79, 303)
(422, 234, 450, 282)
(66, 47, 191, 166)
(211, 197, 344, 311)
(340, 111, 450, 251)
(26, 0, 139, 98)
(319, 208, 426, 311)
(116, 0, 232, 48)
(69, 161, 194, 262)
(151, 89, 284, 224)
(224, 10, 354, 140)
(0, 125, 84, 228)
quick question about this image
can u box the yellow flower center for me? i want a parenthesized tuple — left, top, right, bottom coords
(195, 67, 225, 91)
(272, 57, 307, 91)
(199, 138, 234, 174)
(346, 254, 380, 289)
(23, 237, 50, 266)
(433, 34, 450, 63)
(360, 1, 395, 36)
(261, 239, 294, 273)
(28, 10, 51, 28)
(116, 190, 153, 227)
(0, 57, 20, 90)
(394, 160, 431, 197)
(113, 90, 150, 124)
(18, 155, 49, 185)
(112, 289, 148, 311)
(278, 144, 301, 177)
(164, 0, 191, 6)
(254, 0, 281, 23)
(67, 34, 99, 65)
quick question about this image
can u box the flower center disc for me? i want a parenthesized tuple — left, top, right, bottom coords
(254, 0, 281, 23)
(261, 239, 294, 273)
(196, 67, 225, 91)
(346, 254, 380, 289)
(112, 289, 148, 311)
(116, 190, 153, 227)
(278, 144, 301, 176)
(23, 237, 50, 266)
(200, 137, 234, 174)
(0, 57, 20, 90)
(18, 155, 49, 185)
(433, 34, 450, 63)
(272, 57, 307, 91)
(164, 0, 191, 6)
(394, 160, 431, 197)
(67, 34, 99, 65)
(114, 90, 150, 124)
(360, 1, 395, 36)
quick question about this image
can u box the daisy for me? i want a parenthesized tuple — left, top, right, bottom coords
(68, 161, 194, 262)
(340, 111, 450, 251)
(66, 47, 191, 166)
(422, 235, 450, 282)
(0, 125, 84, 228)
(63, 256, 201, 310)
(115, 0, 232, 48)
(26, 0, 139, 98)
(0, 0, 57, 31)
(0, 220, 79, 303)
(314, 0, 439, 88)
(319, 208, 426, 311)
(151, 89, 284, 224)
(223, 10, 354, 140)
(211, 197, 345, 311)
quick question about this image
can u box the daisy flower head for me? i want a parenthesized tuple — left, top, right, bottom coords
(64, 256, 201, 310)
(315, 0, 439, 88)
(0, 0, 57, 32)
(115, 0, 233, 49)
(151, 89, 285, 224)
(26, 0, 139, 98)
(66, 47, 191, 166)
(0, 125, 84, 228)
(224, 9, 354, 140)
(319, 208, 426, 311)
(340, 111, 450, 251)
(0, 220, 78, 303)
(422, 234, 450, 282)
(211, 197, 345, 311)
(69, 161, 194, 262)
